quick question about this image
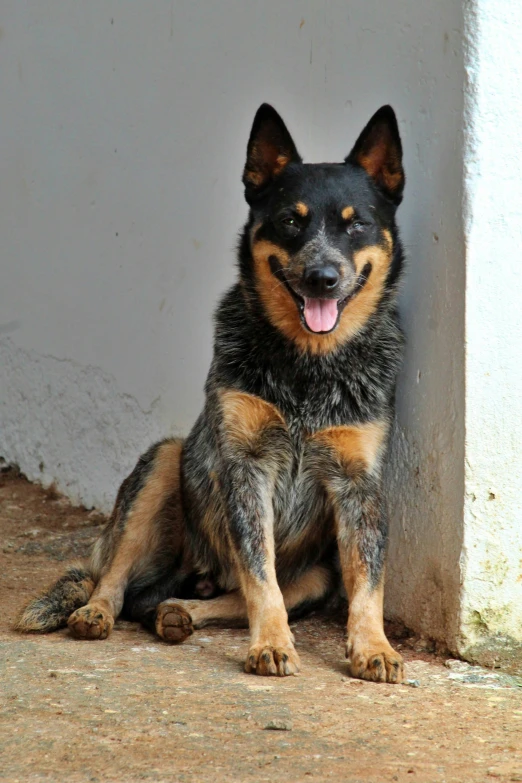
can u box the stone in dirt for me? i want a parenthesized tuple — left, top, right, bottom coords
(263, 719, 293, 731)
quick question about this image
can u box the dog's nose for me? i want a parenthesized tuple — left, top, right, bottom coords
(303, 266, 340, 296)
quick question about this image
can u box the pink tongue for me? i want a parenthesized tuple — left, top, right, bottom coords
(303, 298, 339, 333)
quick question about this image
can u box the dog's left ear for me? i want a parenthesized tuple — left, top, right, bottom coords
(345, 106, 404, 205)
(243, 104, 301, 200)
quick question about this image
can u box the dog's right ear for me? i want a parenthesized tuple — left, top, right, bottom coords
(243, 104, 301, 200)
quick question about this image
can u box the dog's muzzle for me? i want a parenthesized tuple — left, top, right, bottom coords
(269, 256, 372, 335)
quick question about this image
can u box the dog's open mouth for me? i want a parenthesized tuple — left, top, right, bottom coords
(302, 298, 339, 333)
(268, 257, 372, 335)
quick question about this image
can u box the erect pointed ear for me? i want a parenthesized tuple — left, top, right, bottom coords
(345, 106, 404, 205)
(243, 104, 301, 199)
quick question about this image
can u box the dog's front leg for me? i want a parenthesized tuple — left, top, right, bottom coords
(336, 484, 403, 684)
(312, 423, 404, 683)
(218, 389, 298, 676)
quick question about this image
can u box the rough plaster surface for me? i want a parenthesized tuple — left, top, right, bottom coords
(459, 1, 522, 655)
(3, 1, 517, 653)
(0, 338, 165, 511)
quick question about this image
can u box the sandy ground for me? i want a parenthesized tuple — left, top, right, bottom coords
(1, 468, 521, 783)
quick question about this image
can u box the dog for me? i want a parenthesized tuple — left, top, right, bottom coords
(16, 103, 406, 682)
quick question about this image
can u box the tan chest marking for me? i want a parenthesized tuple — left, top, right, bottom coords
(311, 420, 389, 473)
(219, 389, 286, 445)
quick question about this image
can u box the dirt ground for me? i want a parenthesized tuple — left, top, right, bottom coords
(1, 469, 521, 783)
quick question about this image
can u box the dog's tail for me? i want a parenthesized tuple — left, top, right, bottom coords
(14, 563, 96, 633)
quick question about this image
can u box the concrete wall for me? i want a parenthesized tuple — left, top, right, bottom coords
(0, 1, 495, 651)
(458, 1, 522, 664)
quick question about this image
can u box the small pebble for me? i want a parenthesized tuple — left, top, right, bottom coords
(445, 658, 468, 670)
(263, 719, 292, 731)
(403, 679, 421, 688)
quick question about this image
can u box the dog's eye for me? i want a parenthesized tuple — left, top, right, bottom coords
(279, 216, 301, 234)
(346, 220, 365, 234)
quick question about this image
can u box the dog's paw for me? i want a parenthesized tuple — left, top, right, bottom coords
(346, 637, 403, 683)
(245, 642, 300, 677)
(155, 601, 194, 644)
(68, 605, 114, 640)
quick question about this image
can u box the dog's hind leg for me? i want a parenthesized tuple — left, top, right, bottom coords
(152, 564, 332, 645)
(67, 438, 185, 640)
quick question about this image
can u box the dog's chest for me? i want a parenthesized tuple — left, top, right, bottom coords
(272, 417, 330, 524)
(272, 436, 332, 559)
(263, 352, 379, 432)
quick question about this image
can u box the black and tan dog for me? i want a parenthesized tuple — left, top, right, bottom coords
(17, 104, 406, 683)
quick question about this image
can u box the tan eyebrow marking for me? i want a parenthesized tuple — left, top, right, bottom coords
(295, 201, 309, 217)
(342, 206, 355, 221)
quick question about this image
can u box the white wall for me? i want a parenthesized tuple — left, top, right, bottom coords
(459, 1, 522, 661)
(1, 3, 469, 644)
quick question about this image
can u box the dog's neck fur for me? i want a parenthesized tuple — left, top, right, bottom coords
(206, 224, 405, 430)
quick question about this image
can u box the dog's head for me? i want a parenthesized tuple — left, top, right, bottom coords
(242, 104, 404, 354)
